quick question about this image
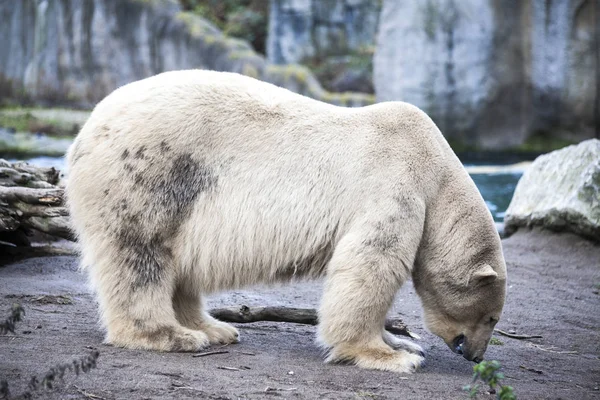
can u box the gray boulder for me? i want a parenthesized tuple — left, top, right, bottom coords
(504, 139, 600, 241)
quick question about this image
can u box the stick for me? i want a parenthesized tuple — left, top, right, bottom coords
(208, 306, 417, 339)
(494, 329, 542, 340)
(73, 386, 106, 400)
(192, 350, 229, 358)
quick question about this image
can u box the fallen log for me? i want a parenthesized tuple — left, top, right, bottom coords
(208, 305, 418, 339)
(0, 159, 74, 246)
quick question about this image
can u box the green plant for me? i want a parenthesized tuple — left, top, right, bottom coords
(463, 360, 516, 400)
(489, 337, 504, 345)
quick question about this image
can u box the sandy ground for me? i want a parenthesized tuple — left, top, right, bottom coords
(0, 228, 599, 399)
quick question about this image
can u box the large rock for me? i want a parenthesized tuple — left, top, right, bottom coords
(374, 0, 599, 150)
(0, 0, 373, 108)
(504, 139, 600, 241)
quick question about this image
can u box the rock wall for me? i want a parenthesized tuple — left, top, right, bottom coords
(267, 0, 380, 93)
(374, 0, 599, 150)
(267, 0, 379, 64)
(0, 0, 373, 108)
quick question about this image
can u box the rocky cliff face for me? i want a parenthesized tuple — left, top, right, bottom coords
(267, 0, 380, 93)
(0, 0, 373, 108)
(267, 0, 379, 64)
(374, 0, 599, 150)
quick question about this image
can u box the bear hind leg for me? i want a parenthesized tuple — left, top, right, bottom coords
(172, 283, 240, 345)
(94, 249, 209, 352)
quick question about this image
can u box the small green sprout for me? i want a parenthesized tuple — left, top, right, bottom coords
(463, 360, 516, 400)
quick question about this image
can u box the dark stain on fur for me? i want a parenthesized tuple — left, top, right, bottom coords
(364, 233, 401, 252)
(103, 189, 110, 196)
(159, 141, 171, 152)
(118, 229, 172, 288)
(135, 146, 146, 159)
(111, 154, 217, 288)
(155, 154, 218, 216)
(121, 149, 130, 160)
(133, 173, 144, 186)
(101, 124, 110, 131)
(135, 324, 192, 352)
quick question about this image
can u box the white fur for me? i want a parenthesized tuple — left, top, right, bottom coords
(66, 70, 506, 372)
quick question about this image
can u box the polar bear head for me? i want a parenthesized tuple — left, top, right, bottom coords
(412, 192, 507, 363)
(415, 262, 506, 362)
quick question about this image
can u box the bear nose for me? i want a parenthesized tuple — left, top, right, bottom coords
(452, 334, 465, 355)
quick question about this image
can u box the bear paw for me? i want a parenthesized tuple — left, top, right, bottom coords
(383, 331, 425, 357)
(108, 323, 210, 352)
(203, 320, 240, 345)
(326, 342, 425, 374)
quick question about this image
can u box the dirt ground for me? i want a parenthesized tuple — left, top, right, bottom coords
(1, 228, 599, 399)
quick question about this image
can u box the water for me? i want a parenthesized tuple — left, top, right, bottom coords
(5, 156, 522, 223)
(470, 173, 522, 222)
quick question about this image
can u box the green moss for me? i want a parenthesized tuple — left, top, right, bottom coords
(0, 107, 88, 136)
(446, 137, 478, 153)
(515, 132, 576, 153)
(489, 337, 504, 346)
(241, 63, 259, 79)
(422, 0, 439, 41)
(228, 50, 256, 61)
(176, 11, 216, 38)
(0, 112, 34, 132)
(178, 0, 269, 54)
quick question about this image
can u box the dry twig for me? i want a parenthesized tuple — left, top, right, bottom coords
(208, 305, 417, 339)
(192, 350, 229, 358)
(494, 329, 543, 340)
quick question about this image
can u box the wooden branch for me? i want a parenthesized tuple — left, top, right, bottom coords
(0, 159, 73, 245)
(0, 186, 64, 206)
(494, 329, 543, 340)
(23, 216, 75, 241)
(208, 306, 418, 339)
(0, 246, 77, 263)
(0, 159, 60, 185)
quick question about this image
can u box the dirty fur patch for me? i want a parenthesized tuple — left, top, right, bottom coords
(114, 153, 218, 287)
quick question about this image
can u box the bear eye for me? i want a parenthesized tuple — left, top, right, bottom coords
(489, 317, 498, 325)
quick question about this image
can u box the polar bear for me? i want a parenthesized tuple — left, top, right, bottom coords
(66, 70, 506, 373)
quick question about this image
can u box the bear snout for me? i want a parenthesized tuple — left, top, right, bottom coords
(450, 334, 485, 363)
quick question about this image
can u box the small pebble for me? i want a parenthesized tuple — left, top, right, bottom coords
(288, 371, 294, 375)
(509, 329, 516, 334)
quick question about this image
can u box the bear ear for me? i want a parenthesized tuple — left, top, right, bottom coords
(469, 264, 498, 286)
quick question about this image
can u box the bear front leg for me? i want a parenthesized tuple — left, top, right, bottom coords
(318, 229, 425, 373)
(173, 282, 240, 345)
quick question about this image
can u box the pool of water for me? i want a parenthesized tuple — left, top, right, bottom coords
(470, 173, 522, 222)
(6, 156, 522, 223)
